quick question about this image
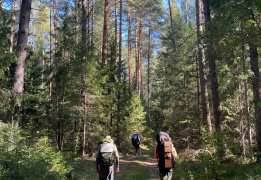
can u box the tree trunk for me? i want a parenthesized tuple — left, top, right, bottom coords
(196, 53, 201, 132)
(54, 0, 57, 56)
(8, 0, 32, 125)
(101, 0, 108, 65)
(119, 0, 122, 79)
(75, 0, 79, 44)
(49, 0, 52, 100)
(9, 0, 17, 54)
(138, 19, 143, 97)
(116, 0, 123, 147)
(135, 19, 138, 93)
(167, 0, 173, 26)
(88, 0, 90, 38)
(127, 1, 132, 88)
(242, 43, 252, 149)
(195, 0, 212, 132)
(82, 0, 87, 156)
(147, 13, 151, 127)
(203, 0, 222, 131)
(40, 48, 44, 92)
(249, 43, 261, 163)
(91, 0, 94, 44)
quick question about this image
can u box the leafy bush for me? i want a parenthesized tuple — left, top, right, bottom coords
(0, 125, 72, 180)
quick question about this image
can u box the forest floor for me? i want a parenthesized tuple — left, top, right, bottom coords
(115, 144, 159, 180)
(70, 144, 160, 180)
(69, 144, 261, 180)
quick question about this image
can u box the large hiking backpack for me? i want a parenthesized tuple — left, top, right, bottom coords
(156, 132, 176, 173)
(132, 134, 140, 146)
(99, 138, 114, 166)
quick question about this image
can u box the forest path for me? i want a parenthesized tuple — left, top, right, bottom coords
(115, 144, 158, 180)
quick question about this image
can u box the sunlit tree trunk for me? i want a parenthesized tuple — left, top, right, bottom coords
(8, 0, 32, 126)
(54, 0, 57, 56)
(138, 18, 143, 97)
(135, 19, 138, 93)
(127, 0, 132, 88)
(242, 43, 252, 149)
(147, 12, 151, 126)
(116, 0, 123, 146)
(102, 0, 108, 65)
(9, 0, 17, 54)
(195, 0, 212, 132)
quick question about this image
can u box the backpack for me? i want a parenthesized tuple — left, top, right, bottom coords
(156, 132, 176, 173)
(132, 134, 140, 146)
(98, 138, 114, 166)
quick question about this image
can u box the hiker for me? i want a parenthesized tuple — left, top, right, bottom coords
(155, 132, 177, 180)
(131, 134, 141, 156)
(96, 135, 119, 180)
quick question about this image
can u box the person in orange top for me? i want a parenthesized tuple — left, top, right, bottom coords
(155, 132, 177, 180)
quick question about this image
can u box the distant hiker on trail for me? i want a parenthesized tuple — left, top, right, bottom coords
(155, 132, 177, 180)
(96, 135, 119, 180)
(131, 133, 141, 156)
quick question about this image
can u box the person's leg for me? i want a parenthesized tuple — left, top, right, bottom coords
(166, 170, 173, 180)
(107, 165, 114, 180)
(99, 165, 110, 180)
(135, 146, 138, 156)
(159, 170, 173, 180)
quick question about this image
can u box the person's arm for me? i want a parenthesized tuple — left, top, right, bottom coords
(96, 145, 101, 173)
(154, 144, 159, 159)
(114, 144, 120, 172)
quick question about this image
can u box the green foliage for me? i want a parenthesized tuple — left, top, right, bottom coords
(0, 125, 72, 180)
(197, 131, 224, 179)
(67, 158, 98, 180)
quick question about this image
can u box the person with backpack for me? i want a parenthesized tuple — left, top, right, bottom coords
(131, 134, 141, 156)
(96, 135, 119, 180)
(154, 132, 177, 180)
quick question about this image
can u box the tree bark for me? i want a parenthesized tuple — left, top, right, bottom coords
(8, 0, 32, 125)
(9, 0, 17, 54)
(49, 0, 52, 100)
(195, 0, 212, 132)
(147, 13, 151, 126)
(203, 0, 222, 131)
(242, 43, 252, 149)
(127, 0, 132, 88)
(101, 0, 108, 65)
(135, 19, 138, 93)
(91, 0, 94, 44)
(54, 0, 58, 56)
(75, 0, 79, 44)
(250, 43, 261, 163)
(167, 0, 173, 26)
(119, 0, 122, 79)
(116, 0, 123, 147)
(138, 19, 143, 96)
(82, 0, 87, 156)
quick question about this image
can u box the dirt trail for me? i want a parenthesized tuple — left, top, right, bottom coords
(115, 147, 159, 180)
